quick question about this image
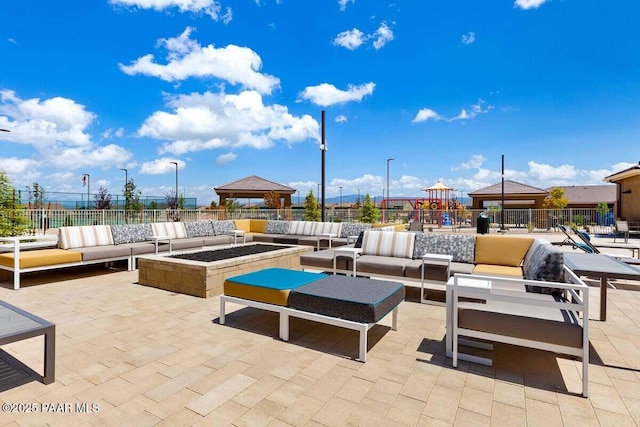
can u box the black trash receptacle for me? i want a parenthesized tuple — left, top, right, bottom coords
(477, 215, 490, 234)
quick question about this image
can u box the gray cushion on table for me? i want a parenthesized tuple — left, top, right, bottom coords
(300, 249, 349, 271)
(403, 259, 449, 281)
(288, 275, 405, 323)
(171, 238, 204, 250)
(74, 245, 131, 261)
(355, 255, 412, 276)
(450, 261, 475, 275)
(459, 305, 582, 349)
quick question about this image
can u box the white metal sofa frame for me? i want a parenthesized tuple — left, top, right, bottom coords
(219, 295, 399, 362)
(450, 267, 589, 397)
(1, 238, 132, 290)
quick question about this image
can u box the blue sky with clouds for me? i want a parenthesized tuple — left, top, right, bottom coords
(1, 0, 639, 205)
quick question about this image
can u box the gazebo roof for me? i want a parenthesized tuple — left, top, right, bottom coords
(423, 181, 454, 191)
(214, 175, 296, 195)
(468, 180, 548, 196)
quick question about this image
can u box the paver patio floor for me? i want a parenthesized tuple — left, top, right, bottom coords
(0, 253, 639, 425)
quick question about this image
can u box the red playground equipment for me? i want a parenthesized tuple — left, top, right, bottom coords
(423, 181, 455, 227)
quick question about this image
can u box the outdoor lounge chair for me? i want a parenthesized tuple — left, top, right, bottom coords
(613, 220, 629, 243)
(555, 225, 596, 253)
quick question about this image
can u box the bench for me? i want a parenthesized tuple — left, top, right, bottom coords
(219, 268, 405, 361)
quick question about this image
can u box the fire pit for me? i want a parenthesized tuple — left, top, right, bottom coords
(137, 243, 313, 298)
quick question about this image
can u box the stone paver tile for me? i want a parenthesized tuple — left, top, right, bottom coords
(422, 385, 462, 424)
(399, 370, 437, 403)
(232, 374, 285, 408)
(434, 368, 466, 391)
(187, 360, 251, 395)
(464, 372, 494, 394)
(119, 360, 166, 384)
(155, 408, 204, 426)
(144, 365, 213, 402)
(556, 393, 599, 426)
(300, 354, 340, 380)
(525, 398, 562, 427)
(276, 395, 324, 427)
(347, 397, 389, 427)
(453, 408, 490, 427)
(196, 400, 249, 426)
(588, 382, 631, 415)
(146, 387, 201, 420)
(611, 376, 640, 399)
(459, 387, 492, 417)
(492, 381, 525, 409)
(304, 364, 355, 403)
(335, 376, 375, 404)
(523, 374, 558, 405)
(227, 398, 285, 427)
(489, 402, 525, 427)
(365, 377, 403, 404)
(385, 394, 425, 426)
(311, 396, 358, 427)
(594, 408, 638, 427)
(267, 374, 317, 407)
(187, 373, 256, 417)
(124, 410, 162, 427)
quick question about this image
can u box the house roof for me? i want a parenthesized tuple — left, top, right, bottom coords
(214, 175, 296, 194)
(604, 162, 640, 183)
(554, 185, 616, 204)
(468, 180, 548, 196)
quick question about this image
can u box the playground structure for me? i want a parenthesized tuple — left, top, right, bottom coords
(380, 181, 462, 227)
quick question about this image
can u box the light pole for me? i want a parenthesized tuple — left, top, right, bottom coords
(82, 174, 90, 209)
(320, 110, 327, 222)
(386, 158, 394, 222)
(339, 186, 343, 207)
(169, 161, 178, 209)
(357, 189, 360, 207)
(501, 154, 505, 231)
(120, 168, 128, 212)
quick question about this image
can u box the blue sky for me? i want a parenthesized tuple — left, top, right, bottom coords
(1, 0, 639, 206)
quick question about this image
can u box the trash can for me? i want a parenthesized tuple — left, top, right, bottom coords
(477, 213, 489, 234)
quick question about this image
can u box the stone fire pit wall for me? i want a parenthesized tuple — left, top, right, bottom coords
(137, 244, 314, 298)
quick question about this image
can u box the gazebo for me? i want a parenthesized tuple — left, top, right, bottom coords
(214, 175, 296, 218)
(468, 180, 548, 209)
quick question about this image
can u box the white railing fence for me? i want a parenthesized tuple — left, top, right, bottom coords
(4, 207, 616, 235)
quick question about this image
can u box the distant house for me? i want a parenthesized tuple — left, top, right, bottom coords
(468, 180, 548, 209)
(604, 162, 640, 221)
(552, 185, 615, 209)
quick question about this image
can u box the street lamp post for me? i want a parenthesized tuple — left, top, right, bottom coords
(169, 161, 178, 209)
(82, 174, 90, 209)
(501, 154, 505, 231)
(386, 158, 394, 222)
(339, 186, 343, 207)
(120, 168, 128, 213)
(320, 110, 327, 222)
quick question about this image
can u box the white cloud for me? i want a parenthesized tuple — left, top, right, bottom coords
(338, 0, 354, 11)
(333, 28, 366, 50)
(139, 90, 320, 155)
(8, 38, 17, 44)
(412, 108, 441, 123)
(335, 115, 348, 123)
(216, 152, 237, 165)
(101, 127, 125, 139)
(0, 157, 40, 175)
(119, 27, 280, 95)
(527, 161, 577, 181)
(514, 0, 549, 10)
(140, 157, 186, 175)
(0, 89, 134, 170)
(372, 22, 394, 50)
(333, 22, 394, 51)
(461, 31, 475, 45)
(452, 154, 487, 170)
(109, 0, 229, 21)
(298, 82, 375, 107)
(450, 99, 493, 121)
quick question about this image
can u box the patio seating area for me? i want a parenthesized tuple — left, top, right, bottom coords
(1, 257, 640, 425)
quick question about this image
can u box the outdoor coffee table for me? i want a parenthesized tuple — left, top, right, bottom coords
(151, 235, 172, 254)
(227, 230, 246, 245)
(564, 252, 640, 321)
(0, 301, 55, 384)
(316, 233, 337, 250)
(333, 247, 362, 276)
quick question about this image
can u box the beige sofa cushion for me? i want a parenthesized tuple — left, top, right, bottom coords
(151, 222, 187, 239)
(59, 225, 114, 249)
(474, 235, 534, 267)
(250, 219, 268, 233)
(361, 231, 415, 258)
(473, 264, 524, 278)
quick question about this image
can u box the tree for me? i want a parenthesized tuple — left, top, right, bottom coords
(166, 189, 178, 210)
(0, 171, 29, 237)
(226, 194, 240, 217)
(303, 190, 320, 221)
(264, 190, 282, 209)
(542, 187, 569, 209)
(148, 201, 158, 210)
(94, 186, 112, 209)
(357, 193, 380, 223)
(209, 200, 218, 208)
(124, 178, 142, 222)
(27, 182, 46, 209)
